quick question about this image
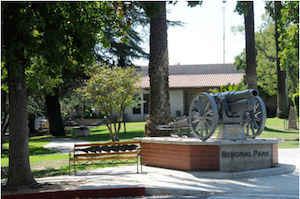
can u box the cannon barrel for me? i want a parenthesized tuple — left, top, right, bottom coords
(215, 89, 258, 103)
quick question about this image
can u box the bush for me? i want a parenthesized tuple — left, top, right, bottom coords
(292, 93, 299, 118)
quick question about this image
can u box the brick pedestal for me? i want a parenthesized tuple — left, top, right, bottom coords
(142, 143, 219, 171)
(136, 137, 283, 172)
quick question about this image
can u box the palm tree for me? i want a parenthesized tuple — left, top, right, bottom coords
(235, 1, 258, 89)
(144, 2, 172, 136)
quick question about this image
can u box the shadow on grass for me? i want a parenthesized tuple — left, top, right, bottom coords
(264, 127, 299, 134)
(119, 130, 144, 140)
(68, 129, 144, 143)
(1, 163, 132, 179)
(1, 142, 59, 158)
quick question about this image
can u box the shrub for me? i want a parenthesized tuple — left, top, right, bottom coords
(292, 93, 299, 118)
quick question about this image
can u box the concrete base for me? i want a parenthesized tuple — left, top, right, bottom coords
(135, 137, 284, 172)
(217, 124, 246, 140)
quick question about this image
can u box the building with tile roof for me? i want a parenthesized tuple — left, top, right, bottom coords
(124, 64, 244, 122)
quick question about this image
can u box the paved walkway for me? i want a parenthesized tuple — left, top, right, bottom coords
(3, 138, 299, 199)
(44, 138, 90, 153)
(37, 148, 299, 198)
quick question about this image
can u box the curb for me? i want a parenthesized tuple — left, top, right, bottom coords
(189, 164, 296, 179)
(2, 187, 145, 199)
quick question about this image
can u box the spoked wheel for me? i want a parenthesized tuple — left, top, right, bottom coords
(243, 96, 267, 139)
(188, 93, 219, 140)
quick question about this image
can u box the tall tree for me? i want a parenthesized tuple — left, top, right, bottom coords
(2, 2, 37, 187)
(94, 2, 149, 68)
(2, 2, 127, 187)
(235, 1, 258, 89)
(142, 1, 201, 137)
(265, 1, 289, 118)
(274, 1, 288, 118)
(143, 2, 172, 136)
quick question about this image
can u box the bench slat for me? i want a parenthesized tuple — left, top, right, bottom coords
(70, 155, 137, 162)
(74, 141, 140, 148)
(74, 151, 137, 157)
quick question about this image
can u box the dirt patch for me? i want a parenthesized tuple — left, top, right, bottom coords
(2, 180, 89, 195)
(31, 159, 69, 170)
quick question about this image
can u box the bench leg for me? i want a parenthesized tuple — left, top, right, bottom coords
(140, 154, 142, 173)
(74, 161, 76, 175)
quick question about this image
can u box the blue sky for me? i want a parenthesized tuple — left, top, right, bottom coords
(133, 0, 266, 66)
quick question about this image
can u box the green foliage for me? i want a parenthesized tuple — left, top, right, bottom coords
(1, 62, 8, 93)
(234, 50, 246, 71)
(255, 15, 277, 96)
(264, 1, 299, 95)
(27, 96, 44, 117)
(292, 93, 299, 118)
(77, 64, 141, 141)
(60, 92, 91, 118)
(234, 1, 252, 15)
(233, 13, 298, 97)
(209, 82, 247, 93)
(3, 2, 130, 96)
(278, 2, 299, 94)
(140, 2, 163, 18)
(187, 1, 203, 8)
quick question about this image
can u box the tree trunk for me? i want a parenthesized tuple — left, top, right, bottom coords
(145, 2, 172, 137)
(275, 1, 289, 118)
(244, 2, 258, 90)
(6, 56, 36, 187)
(1, 89, 8, 154)
(46, 88, 66, 136)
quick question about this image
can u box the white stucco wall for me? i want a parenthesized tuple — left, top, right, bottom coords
(125, 89, 184, 122)
(169, 90, 184, 119)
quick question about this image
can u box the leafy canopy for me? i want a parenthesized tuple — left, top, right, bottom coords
(3, 2, 130, 96)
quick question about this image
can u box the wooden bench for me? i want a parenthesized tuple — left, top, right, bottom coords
(69, 141, 142, 175)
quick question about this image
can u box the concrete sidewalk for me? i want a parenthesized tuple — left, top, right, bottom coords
(44, 138, 90, 153)
(3, 148, 298, 199)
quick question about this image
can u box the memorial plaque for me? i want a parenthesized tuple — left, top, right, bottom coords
(219, 144, 272, 172)
(217, 124, 247, 140)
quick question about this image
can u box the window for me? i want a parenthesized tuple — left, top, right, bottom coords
(144, 94, 149, 114)
(133, 96, 141, 114)
(132, 94, 149, 115)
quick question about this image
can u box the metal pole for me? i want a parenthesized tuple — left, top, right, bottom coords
(286, 61, 289, 108)
(222, 4, 225, 64)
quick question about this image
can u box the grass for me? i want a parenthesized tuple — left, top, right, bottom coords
(1, 119, 298, 179)
(66, 122, 145, 143)
(260, 118, 299, 148)
(1, 122, 145, 179)
(1, 139, 60, 158)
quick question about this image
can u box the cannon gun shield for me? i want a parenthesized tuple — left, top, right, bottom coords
(243, 96, 267, 139)
(188, 92, 219, 140)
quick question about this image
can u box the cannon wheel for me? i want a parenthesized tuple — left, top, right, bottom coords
(189, 93, 219, 140)
(243, 96, 267, 139)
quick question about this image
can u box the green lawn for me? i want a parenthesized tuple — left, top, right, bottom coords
(1, 118, 298, 179)
(66, 122, 145, 143)
(260, 118, 299, 148)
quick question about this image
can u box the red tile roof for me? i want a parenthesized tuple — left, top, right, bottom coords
(140, 73, 244, 89)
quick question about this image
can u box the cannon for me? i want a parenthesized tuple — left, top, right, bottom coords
(157, 89, 267, 140)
